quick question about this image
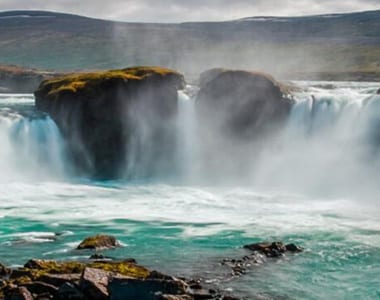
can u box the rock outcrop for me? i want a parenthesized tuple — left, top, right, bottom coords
(0, 258, 226, 300)
(34, 67, 185, 179)
(222, 241, 303, 276)
(196, 68, 294, 138)
(0, 65, 61, 93)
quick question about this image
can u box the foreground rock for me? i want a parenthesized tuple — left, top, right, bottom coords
(34, 67, 185, 179)
(0, 258, 228, 300)
(77, 235, 120, 250)
(0, 65, 61, 93)
(197, 68, 294, 138)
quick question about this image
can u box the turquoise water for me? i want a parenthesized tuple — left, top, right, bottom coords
(0, 182, 379, 299)
(1, 85, 380, 299)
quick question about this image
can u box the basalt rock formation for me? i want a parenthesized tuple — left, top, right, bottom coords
(34, 67, 185, 179)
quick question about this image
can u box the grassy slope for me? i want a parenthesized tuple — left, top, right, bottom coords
(0, 10, 379, 81)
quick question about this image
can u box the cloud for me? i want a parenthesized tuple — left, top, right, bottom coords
(0, 0, 379, 22)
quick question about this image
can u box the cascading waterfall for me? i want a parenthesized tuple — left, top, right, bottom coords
(177, 85, 198, 181)
(0, 95, 68, 181)
(254, 82, 380, 196)
(1, 83, 380, 191)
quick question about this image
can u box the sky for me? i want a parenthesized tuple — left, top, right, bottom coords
(0, 0, 379, 23)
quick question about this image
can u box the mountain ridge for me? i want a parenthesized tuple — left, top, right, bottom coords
(0, 9, 379, 80)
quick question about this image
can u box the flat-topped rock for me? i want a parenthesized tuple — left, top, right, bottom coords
(34, 66, 185, 179)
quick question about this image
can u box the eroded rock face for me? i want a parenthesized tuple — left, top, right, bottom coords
(197, 68, 294, 138)
(34, 67, 185, 179)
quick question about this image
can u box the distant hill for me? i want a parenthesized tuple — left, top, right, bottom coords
(0, 10, 379, 80)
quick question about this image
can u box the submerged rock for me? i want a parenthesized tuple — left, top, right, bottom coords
(34, 67, 185, 179)
(197, 68, 294, 138)
(77, 235, 120, 250)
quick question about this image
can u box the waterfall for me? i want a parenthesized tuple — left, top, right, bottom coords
(0, 98, 68, 181)
(253, 82, 380, 196)
(177, 85, 198, 181)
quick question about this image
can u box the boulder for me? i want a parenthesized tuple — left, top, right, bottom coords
(196, 68, 293, 138)
(77, 235, 120, 250)
(34, 66, 185, 179)
(79, 267, 110, 300)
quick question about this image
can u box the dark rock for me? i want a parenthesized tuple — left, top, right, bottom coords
(39, 274, 81, 287)
(79, 267, 110, 300)
(108, 276, 188, 300)
(188, 288, 214, 299)
(285, 243, 303, 253)
(196, 68, 294, 138)
(20, 281, 58, 296)
(243, 242, 287, 257)
(89, 254, 114, 261)
(34, 67, 185, 179)
(376, 88, 380, 94)
(4, 286, 34, 300)
(34, 292, 54, 300)
(77, 234, 120, 250)
(0, 262, 10, 277)
(55, 282, 84, 300)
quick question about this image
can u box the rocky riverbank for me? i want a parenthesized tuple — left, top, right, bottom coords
(0, 235, 303, 300)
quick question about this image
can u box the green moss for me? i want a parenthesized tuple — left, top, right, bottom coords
(12, 259, 150, 282)
(36, 66, 182, 101)
(88, 261, 150, 278)
(77, 234, 119, 250)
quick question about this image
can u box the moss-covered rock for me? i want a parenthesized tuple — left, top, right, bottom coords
(34, 66, 185, 179)
(77, 235, 120, 250)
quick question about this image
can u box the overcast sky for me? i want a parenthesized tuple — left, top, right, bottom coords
(0, 0, 379, 23)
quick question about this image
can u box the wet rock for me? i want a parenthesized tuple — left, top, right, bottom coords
(77, 235, 120, 250)
(197, 68, 293, 138)
(108, 276, 188, 300)
(243, 242, 287, 257)
(4, 286, 33, 300)
(55, 282, 84, 300)
(35, 67, 185, 179)
(79, 267, 110, 300)
(285, 243, 303, 253)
